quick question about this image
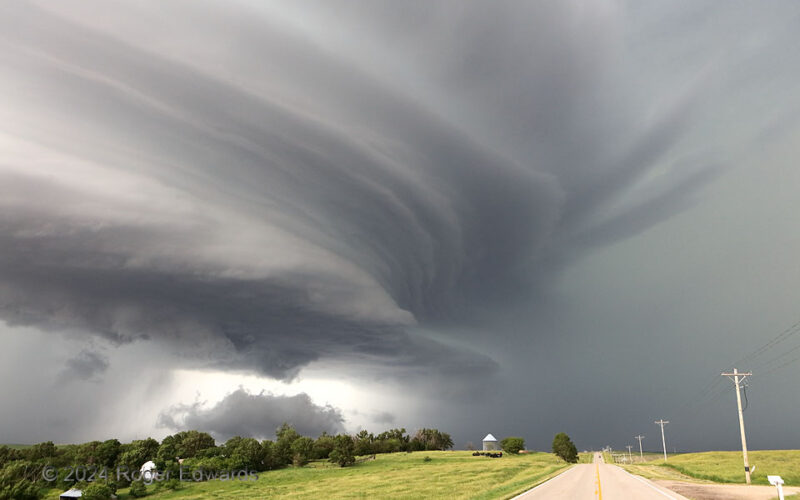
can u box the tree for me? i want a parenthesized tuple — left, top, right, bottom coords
(411, 429, 454, 451)
(438, 432, 454, 451)
(290, 437, 314, 466)
(551, 432, 578, 463)
(260, 441, 277, 470)
(376, 428, 408, 443)
(312, 433, 336, 460)
(500, 437, 525, 454)
(175, 430, 216, 458)
(120, 438, 159, 469)
(26, 441, 57, 461)
(274, 423, 301, 466)
(225, 437, 265, 470)
(0, 462, 40, 500)
(155, 434, 179, 467)
(75, 441, 101, 466)
(353, 430, 373, 456)
(97, 439, 121, 468)
(328, 435, 355, 467)
(0, 447, 21, 470)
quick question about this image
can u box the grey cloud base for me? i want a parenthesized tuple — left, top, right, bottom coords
(158, 389, 345, 441)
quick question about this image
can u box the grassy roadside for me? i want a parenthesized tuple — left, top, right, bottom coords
(618, 463, 709, 483)
(617, 450, 800, 486)
(46, 451, 571, 500)
(605, 450, 672, 464)
(663, 450, 800, 485)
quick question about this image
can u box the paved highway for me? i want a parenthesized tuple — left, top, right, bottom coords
(514, 453, 689, 500)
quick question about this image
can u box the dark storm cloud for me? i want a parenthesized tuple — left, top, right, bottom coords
(1, 0, 797, 436)
(157, 389, 345, 441)
(0, 202, 499, 379)
(0, 0, 564, 378)
(62, 349, 109, 382)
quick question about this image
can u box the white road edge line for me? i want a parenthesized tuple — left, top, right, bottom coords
(620, 468, 680, 499)
(508, 464, 580, 500)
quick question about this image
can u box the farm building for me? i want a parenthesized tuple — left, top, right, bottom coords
(141, 460, 157, 481)
(482, 433, 498, 451)
(59, 488, 117, 499)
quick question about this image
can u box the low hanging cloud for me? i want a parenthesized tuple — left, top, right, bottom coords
(62, 349, 109, 382)
(157, 389, 345, 441)
(370, 411, 396, 426)
(1, 0, 793, 388)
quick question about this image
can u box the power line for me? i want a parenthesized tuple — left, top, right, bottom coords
(733, 319, 800, 367)
(759, 356, 800, 377)
(670, 373, 725, 418)
(672, 376, 729, 419)
(670, 318, 800, 421)
(672, 382, 733, 425)
(655, 318, 800, 455)
(753, 341, 800, 372)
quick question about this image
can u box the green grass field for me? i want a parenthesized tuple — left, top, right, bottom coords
(664, 450, 800, 485)
(2, 444, 34, 450)
(45, 451, 571, 500)
(621, 450, 800, 486)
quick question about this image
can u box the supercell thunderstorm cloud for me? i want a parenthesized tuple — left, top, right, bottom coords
(2, 0, 800, 451)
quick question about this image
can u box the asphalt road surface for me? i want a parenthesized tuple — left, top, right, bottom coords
(515, 453, 689, 500)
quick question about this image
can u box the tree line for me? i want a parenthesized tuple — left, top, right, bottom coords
(0, 425, 453, 499)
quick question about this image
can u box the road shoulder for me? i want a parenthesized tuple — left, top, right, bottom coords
(507, 464, 580, 499)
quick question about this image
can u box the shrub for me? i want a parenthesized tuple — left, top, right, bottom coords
(129, 480, 147, 497)
(81, 482, 114, 500)
(500, 437, 525, 454)
(154, 478, 182, 491)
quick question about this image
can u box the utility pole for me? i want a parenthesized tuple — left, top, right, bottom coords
(655, 420, 669, 461)
(635, 435, 645, 461)
(722, 368, 753, 485)
(626, 445, 633, 463)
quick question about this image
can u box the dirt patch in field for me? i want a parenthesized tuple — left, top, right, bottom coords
(656, 480, 799, 500)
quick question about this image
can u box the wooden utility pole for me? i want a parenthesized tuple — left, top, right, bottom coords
(722, 368, 753, 485)
(635, 435, 645, 461)
(626, 445, 633, 463)
(655, 420, 669, 461)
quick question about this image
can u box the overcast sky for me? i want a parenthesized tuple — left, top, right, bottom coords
(2, 0, 800, 452)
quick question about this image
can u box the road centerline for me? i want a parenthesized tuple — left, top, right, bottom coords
(595, 461, 603, 500)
